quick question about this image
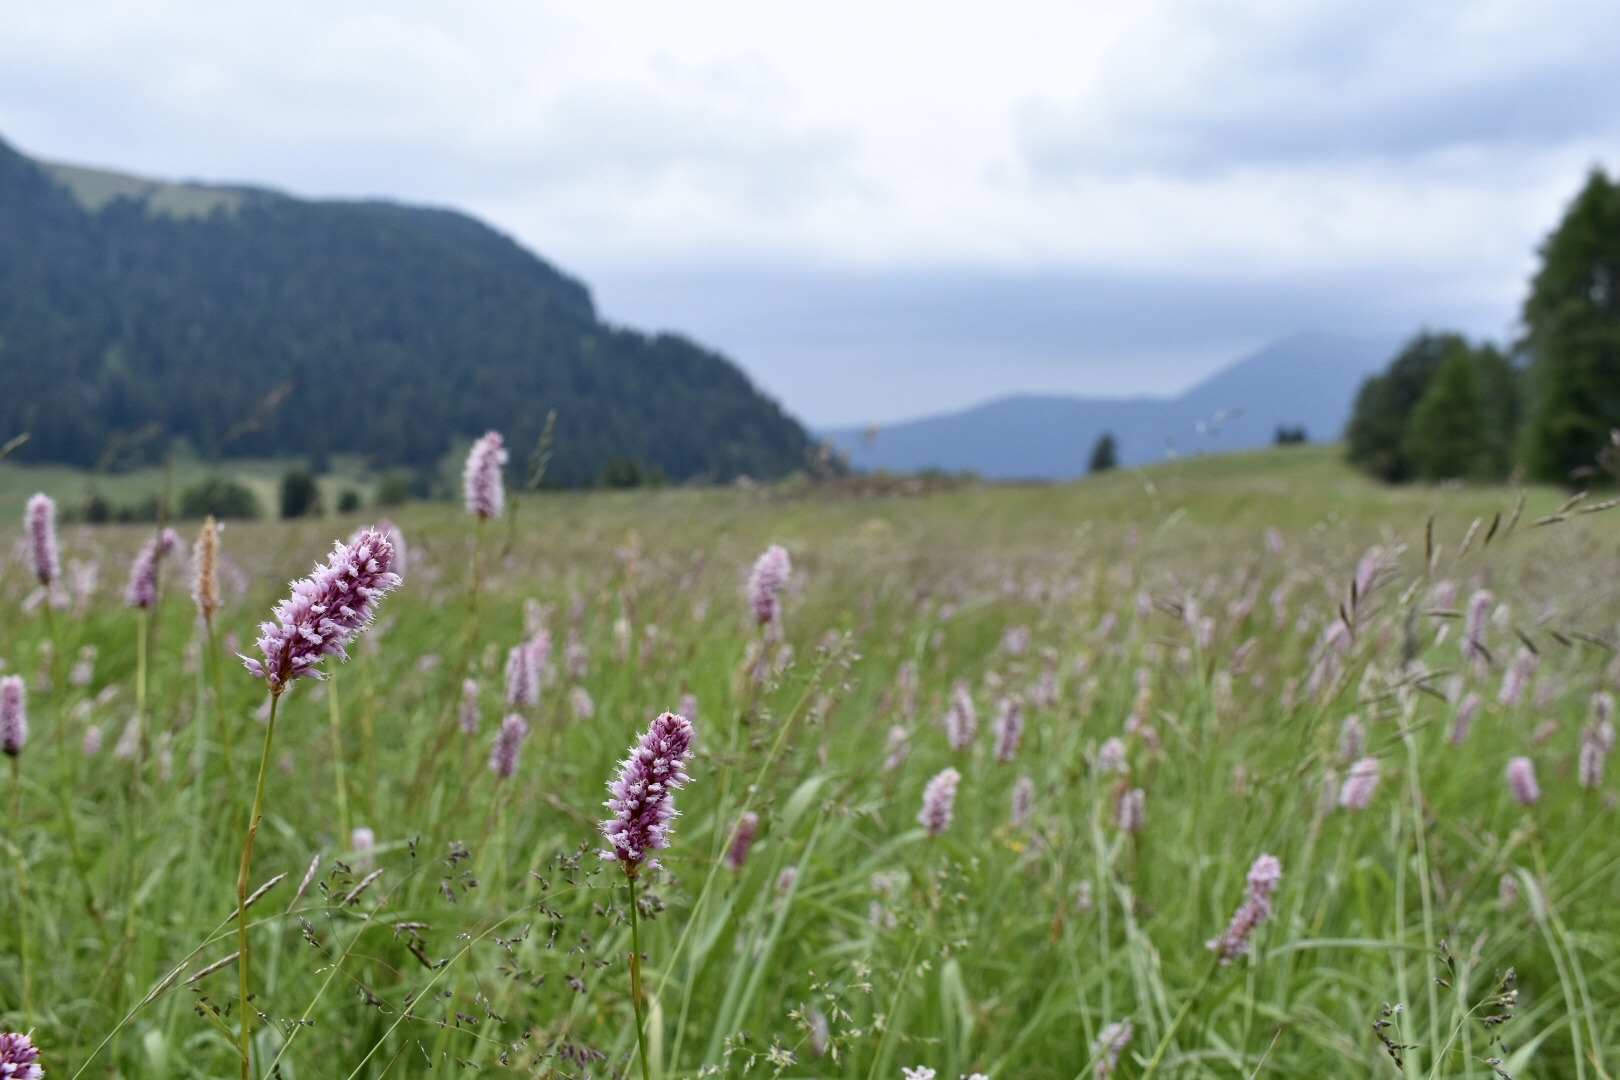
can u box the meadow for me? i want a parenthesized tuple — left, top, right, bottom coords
(1, 443, 1618, 1079)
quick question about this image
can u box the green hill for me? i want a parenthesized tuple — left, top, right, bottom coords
(0, 136, 813, 486)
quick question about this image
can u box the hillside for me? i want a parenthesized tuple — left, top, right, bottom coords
(824, 332, 1396, 478)
(0, 136, 813, 485)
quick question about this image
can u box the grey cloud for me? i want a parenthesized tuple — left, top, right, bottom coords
(1019, 2, 1620, 176)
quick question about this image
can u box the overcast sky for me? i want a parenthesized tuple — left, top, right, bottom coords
(3, 0, 1616, 426)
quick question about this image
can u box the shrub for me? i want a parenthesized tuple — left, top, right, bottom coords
(179, 476, 263, 520)
(280, 469, 321, 519)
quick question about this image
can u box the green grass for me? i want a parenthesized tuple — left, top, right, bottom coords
(0, 446, 1615, 1079)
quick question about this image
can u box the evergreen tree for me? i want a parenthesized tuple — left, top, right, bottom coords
(1346, 333, 1458, 482)
(1521, 169, 1620, 483)
(1405, 344, 1485, 480)
(1089, 433, 1118, 474)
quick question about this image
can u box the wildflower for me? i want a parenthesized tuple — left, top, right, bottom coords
(917, 767, 961, 837)
(945, 681, 977, 751)
(775, 866, 799, 894)
(114, 714, 141, 760)
(1265, 526, 1284, 554)
(489, 714, 529, 780)
(747, 544, 792, 626)
(82, 725, 102, 756)
(1506, 756, 1540, 806)
(1580, 692, 1617, 788)
(462, 431, 508, 519)
(192, 516, 220, 626)
(902, 1069, 936, 1080)
(125, 528, 183, 609)
(570, 686, 595, 721)
(1337, 714, 1365, 762)
(1497, 648, 1537, 706)
(458, 679, 481, 734)
(0, 676, 25, 757)
(993, 696, 1024, 762)
(25, 493, 59, 586)
(1339, 756, 1380, 811)
(242, 528, 401, 694)
(679, 691, 698, 722)
(1093, 1020, 1135, 1080)
(883, 725, 910, 772)
(1002, 626, 1030, 656)
(1206, 853, 1281, 963)
(1010, 776, 1035, 827)
(504, 642, 539, 708)
(600, 711, 695, 872)
(0, 1031, 43, 1079)
(1498, 873, 1519, 911)
(1450, 693, 1482, 745)
(1114, 787, 1145, 834)
(1097, 737, 1128, 775)
(724, 811, 759, 871)
(352, 826, 375, 871)
(375, 519, 408, 581)
(1463, 589, 1493, 662)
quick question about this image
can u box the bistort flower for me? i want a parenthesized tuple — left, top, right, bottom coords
(242, 528, 401, 693)
(600, 711, 695, 872)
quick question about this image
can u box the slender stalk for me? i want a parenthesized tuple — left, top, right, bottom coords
(206, 621, 240, 824)
(41, 603, 103, 934)
(11, 755, 33, 1026)
(237, 691, 281, 1080)
(329, 674, 350, 841)
(627, 869, 652, 1080)
(1138, 960, 1217, 1080)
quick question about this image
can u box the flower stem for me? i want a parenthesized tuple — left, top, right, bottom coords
(41, 603, 103, 936)
(329, 673, 350, 841)
(237, 690, 281, 1080)
(11, 755, 33, 1027)
(627, 869, 652, 1080)
(206, 622, 241, 826)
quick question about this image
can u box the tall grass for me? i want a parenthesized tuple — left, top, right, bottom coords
(0, 451, 1616, 1077)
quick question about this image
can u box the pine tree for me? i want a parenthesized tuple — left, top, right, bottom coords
(1346, 333, 1457, 482)
(1521, 169, 1620, 483)
(1405, 344, 1485, 480)
(1089, 433, 1118, 474)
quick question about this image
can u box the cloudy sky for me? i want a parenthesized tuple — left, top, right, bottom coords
(3, 0, 1616, 426)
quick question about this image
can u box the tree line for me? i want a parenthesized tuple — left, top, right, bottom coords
(1349, 168, 1620, 485)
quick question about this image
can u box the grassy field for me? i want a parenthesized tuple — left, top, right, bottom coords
(1, 444, 1618, 1079)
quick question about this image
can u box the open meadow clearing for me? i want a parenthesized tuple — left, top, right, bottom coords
(1, 445, 1618, 1079)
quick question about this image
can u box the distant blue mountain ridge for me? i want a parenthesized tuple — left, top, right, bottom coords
(821, 331, 1397, 480)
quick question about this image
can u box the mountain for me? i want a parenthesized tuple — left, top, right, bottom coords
(0, 136, 812, 486)
(823, 332, 1397, 479)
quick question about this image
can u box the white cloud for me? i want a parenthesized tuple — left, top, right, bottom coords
(0, 0, 1614, 418)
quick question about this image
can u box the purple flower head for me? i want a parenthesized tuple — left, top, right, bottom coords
(504, 640, 540, 708)
(600, 711, 695, 872)
(1010, 775, 1035, 827)
(242, 527, 401, 693)
(570, 686, 595, 721)
(993, 696, 1025, 763)
(1450, 693, 1482, 745)
(724, 810, 760, 871)
(945, 681, 977, 751)
(25, 493, 59, 586)
(746, 544, 792, 626)
(1097, 736, 1128, 775)
(1114, 786, 1146, 834)
(458, 679, 481, 734)
(1207, 853, 1281, 964)
(1093, 1021, 1135, 1080)
(489, 714, 529, 780)
(375, 519, 408, 581)
(1506, 756, 1540, 806)
(917, 766, 961, 837)
(0, 1031, 43, 1079)
(1339, 756, 1380, 811)
(1464, 589, 1494, 662)
(125, 527, 182, 609)
(883, 724, 910, 772)
(1498, 647, 1538, 706)
(0, 676, 26, 758)
(462, 431, 508, 519)
(1337, 714, 1365, 763)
